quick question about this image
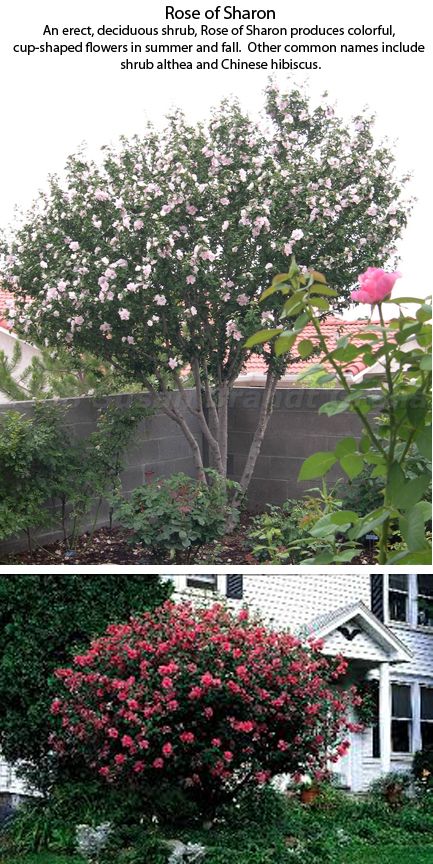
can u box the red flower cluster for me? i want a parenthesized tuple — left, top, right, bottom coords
(50, 601, 360, 811)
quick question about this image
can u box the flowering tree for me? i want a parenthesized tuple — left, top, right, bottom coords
(50, 600, 360, 817)
(1, 83, 410, 496)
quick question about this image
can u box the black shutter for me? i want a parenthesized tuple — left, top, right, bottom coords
(226, 575, 243, 599)
(370, 574, 384, 621)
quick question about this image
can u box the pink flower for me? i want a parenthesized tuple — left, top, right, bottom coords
(114, 753, 126, 765)
(69, 241, 80, 251)
(162, 742, 173, 757)
(351, 267, 401, 305)
(153, 757, 164, 769)
(94, 189, 110, 201)
(237, 293, 249, 307)
(186, 275, 196, 285)
(223, 751, 233, 762)
(133, 761, 145, 773)
(220, 197, 230, 206)
(168, 358, 179, 370)
(107, 728, 119, 739)
(118, 308, 130, 320)
(154, 293, 167, 306)
(180, 731, 195, 743)
(211, 738, 221, 747)
(121, 734, 134, 748)
(134, 219, 144, 230)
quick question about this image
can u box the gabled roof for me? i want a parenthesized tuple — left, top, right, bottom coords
(302, 600, 412, 664)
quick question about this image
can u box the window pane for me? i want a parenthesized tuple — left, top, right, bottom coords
(418, 597, 433, 628)
(392, 684, 412, 718)
(389, 575, 409, 592)
(421, 688, 433, 721)
(391, 720, 411, 752)
(186, 576, 217, 590)
(421, 723, 433, 749)
(389, 591, 408, 622)
(418, 575, 433, 598)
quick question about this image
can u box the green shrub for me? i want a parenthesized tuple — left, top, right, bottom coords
(115, 471, 240, 560)
(248, 485, 358, 565)
(0, 575, 171, 785)
(0, 401, 147, 552)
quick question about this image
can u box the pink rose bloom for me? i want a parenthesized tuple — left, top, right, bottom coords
(351, 267, 401, 304)
(121, 734, 134, 748)
(186, 275, 196, 285)
(118, 308, 130, 320)
(162, 742, 173, 757)
(153, 757, 164, 769)
(223, 751, 233, 762)
(237, 293, 249, 307)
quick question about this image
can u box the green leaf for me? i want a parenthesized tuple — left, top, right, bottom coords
(407, 393, 428, 427)
(282, 294, 304, 317)
(399, 501, 432, 552)
(415, 426, 432, 461)
(340, 452, 364, 480)
(319, 400, 349, 416)
(298, 339, 314, 359)
(332, 345, 362, 363)
(244, 328, 283, 348)
(274, 332, 297, 356)
(309, 284, 338, 297)
(387, 549, 432, 564)
(400, 475, 431, 510)
(416, 304, 432, 323)
(333, 548, 360, 562)
(309, 297, 330, 312)
(296, 364, 327, 381)
(387, 462, 406, 507)
(349, 507, 393, 540)
(335, 437, 357, 458)
(308, 270, 327, 284)
(272, 272, 291, 286)
(420, 354, 432, 371)
(298, 451, 337, 481)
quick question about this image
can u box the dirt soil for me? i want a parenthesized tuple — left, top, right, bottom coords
(2, 513, 375, 566)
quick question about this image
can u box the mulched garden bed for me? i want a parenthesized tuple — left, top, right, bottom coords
(2, 512, 375, 566)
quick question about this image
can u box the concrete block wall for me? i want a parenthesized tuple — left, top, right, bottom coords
(228, 387, 361, 510)
(0, 386, 362, 553)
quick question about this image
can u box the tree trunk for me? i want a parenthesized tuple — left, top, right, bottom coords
(226, 369, 279, 530)
(216, 381, 230, 479)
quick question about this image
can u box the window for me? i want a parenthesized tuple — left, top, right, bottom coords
(389, 575, 409, 623)
(391, 684, 412, 753)
(417, 576, 433, 628)
(421, 687, 433, 748)
(226, 575, 243, 599)
(186, 575, 218, 590)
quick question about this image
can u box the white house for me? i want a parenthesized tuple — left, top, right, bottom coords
(1, 573, 432, 800)
(168, 573, 433, 791)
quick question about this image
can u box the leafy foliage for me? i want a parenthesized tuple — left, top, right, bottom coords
(247, 260, 432, 564)
(0, 574, 170, 779)
(114, 471, 240, 561)
(0, 401, 147, 551)
(0, 341, 145, 401)
(248, 485, 359, 564)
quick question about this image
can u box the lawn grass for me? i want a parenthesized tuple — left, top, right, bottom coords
(340, 847, 433, 864)
(0, 854, 84, 864)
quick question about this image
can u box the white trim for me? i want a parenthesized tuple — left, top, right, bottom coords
(379, 662, 391, 773)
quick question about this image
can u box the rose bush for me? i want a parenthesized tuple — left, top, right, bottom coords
(50, 600, 361, 817)
(1, 83, 411, 502)
(246, 261, 432, 564)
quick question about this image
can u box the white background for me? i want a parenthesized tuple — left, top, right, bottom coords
(0, 1, 431, 316)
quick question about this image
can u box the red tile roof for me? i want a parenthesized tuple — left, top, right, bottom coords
(240, 317, 377, 380)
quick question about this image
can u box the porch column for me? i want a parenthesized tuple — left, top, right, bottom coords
(379, 661, 391, 773)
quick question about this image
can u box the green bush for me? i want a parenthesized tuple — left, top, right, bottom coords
(0, 575, 170, 784)
(248, 486, 358, 564)
(0, 401, 147, 552)
(115, 471, 240, 560)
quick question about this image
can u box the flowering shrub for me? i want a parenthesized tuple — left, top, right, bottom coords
(246, 261, 432, 564)
(50, 601, 361, 818)
(1, 84, 410, 498)
(114, 471, 240, 560)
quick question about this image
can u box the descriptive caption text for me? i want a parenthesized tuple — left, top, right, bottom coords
(10, 6, 427, 72)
